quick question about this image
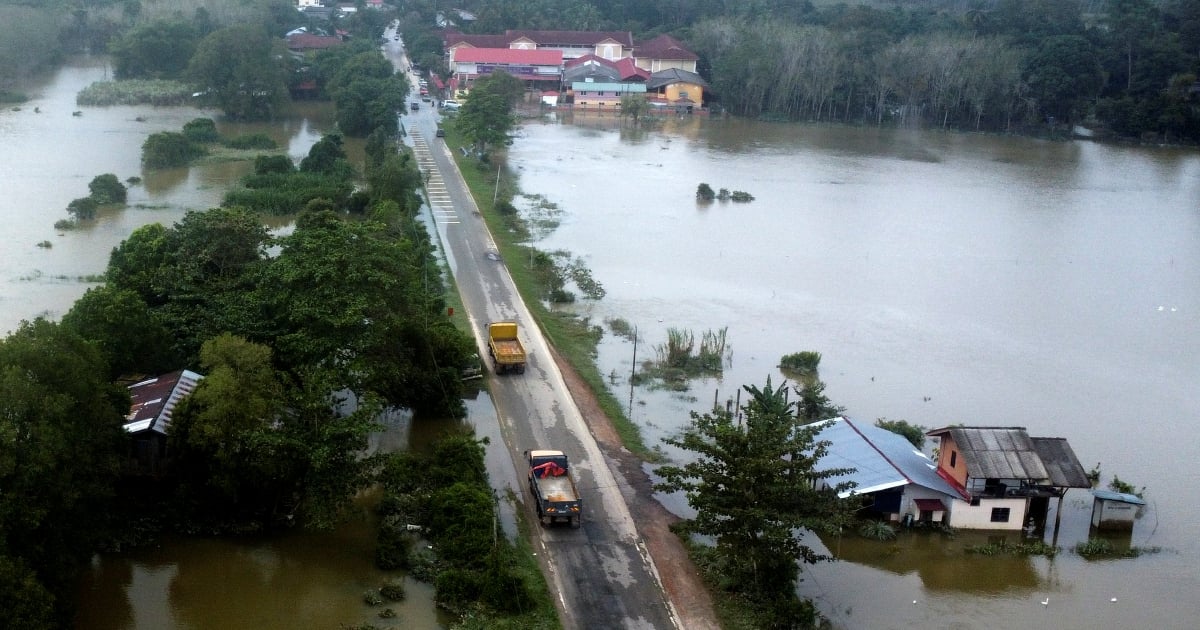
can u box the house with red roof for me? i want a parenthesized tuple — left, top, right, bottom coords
(124, 369, 204, 473)
(450, 47, 564, 93)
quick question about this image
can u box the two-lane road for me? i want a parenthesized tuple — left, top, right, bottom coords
(383, 33, 679, 630)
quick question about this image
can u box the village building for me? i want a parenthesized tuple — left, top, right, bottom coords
(449, 47, 564, 94)
(925, 426, 1091, 531)
(1090, 489, 1145, 531)
(442, 29, 705, 108)
(124, 369, 204, 474)
(815, 417, 963, 525)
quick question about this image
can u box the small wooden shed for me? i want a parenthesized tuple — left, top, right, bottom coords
(1090, 489, 1145, 531)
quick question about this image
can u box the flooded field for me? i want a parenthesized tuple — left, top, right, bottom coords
(507, 113, 1200, 629)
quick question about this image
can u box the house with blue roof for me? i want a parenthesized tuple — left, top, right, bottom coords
(814, 417, 966, 526)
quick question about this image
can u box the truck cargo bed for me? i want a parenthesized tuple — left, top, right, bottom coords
(491, 339, 524, 362)
(536, 476, 577, 503)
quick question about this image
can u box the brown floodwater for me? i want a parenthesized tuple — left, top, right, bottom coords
(0, 56, 456, 629)
(507, 112, 1200, 629)
(7, 56, 1199, 629)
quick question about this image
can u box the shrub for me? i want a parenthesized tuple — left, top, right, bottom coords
(36, 240, 52, 248)
(858, 520, 897, 540)
(88, 173, 127, 204)
(224, 133, 278, 150)
(142, 131, 204, 168)
(54, 219, 76, 230)
(779, 351, 822, 375)
(696, 183, 715, 200)
(875, 418, 927, 449)
(435, 567, 483, 611)
(182, 118, 219, 143)
(67, 196, 99, 220)
(380, 578, 406, 601)
(253, 154, 294, 175)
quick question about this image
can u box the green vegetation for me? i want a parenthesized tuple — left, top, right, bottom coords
(222, 133, 277, 150)
(1073, 538, 1161, 559)
(187, 24, 289, 121)
(313, 41, 407, 137)
(874, 418, 927, 449)
(966, 539, 1059, 557)
(656, 379, 854, 628)
(88, 173, 127, 204)
(375, 432, 557, 628)
(779, 350, 822, 377)
(456, 71, 523, 158)
(858, 521, 897, 541)
(696, 183, 715, 201)
(76, 79, 194, 106)
(142, 131, 207, 168)
(1108, 475, 1146, 499)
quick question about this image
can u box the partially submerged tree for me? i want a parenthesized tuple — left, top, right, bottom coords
(656, 378, 854, 626)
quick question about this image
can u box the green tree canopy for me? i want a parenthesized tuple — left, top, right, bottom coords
(88, 173, 127, 204)
(60, 285, 178, 379)
(187, 24, 289, 120)
(457, 73, 520, 157)
(110, 19, 198, 80)
(656, 378, 854, 622)
(0, 319, 127, 620)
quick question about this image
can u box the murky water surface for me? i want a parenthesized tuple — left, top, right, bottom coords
(508, 112, 1200, 629)
(6, 58, 1200, 629)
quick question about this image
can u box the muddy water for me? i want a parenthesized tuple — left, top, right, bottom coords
(0, 57, 456, 629)
(0, 56, 334, 334)
(508, 114, 1200, 629)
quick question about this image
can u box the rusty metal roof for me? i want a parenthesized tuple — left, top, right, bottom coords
(1031, 437, 1092, 488)
(926, 426, 1090, 488)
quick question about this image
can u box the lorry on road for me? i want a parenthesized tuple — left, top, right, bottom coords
(526, 449, 582, 527)
(487, 321, 526, 374)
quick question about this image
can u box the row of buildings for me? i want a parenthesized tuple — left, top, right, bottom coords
(442, 30, 709, 112)
(814, 417, 1141, 533)
(126, 369, 1134, 534)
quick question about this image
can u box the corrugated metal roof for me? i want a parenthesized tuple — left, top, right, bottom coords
(1092, 489, 1146, 505)
(1031, 437, 1092, 488)
(125, 369, 203, 436)
(816, 417, 962, 500)
(944, 427, 1050, 481)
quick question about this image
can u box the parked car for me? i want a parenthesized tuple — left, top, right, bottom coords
(441, 100, 461, 111)
(435, 127, 445, 137)
(410, 102, 419, 111)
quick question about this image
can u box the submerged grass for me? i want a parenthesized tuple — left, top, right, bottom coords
(451, 142, 652, 459)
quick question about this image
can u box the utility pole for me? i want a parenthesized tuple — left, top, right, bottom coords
(628, 326, 637, 419)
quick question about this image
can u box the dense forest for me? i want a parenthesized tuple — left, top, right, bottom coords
(3, 0, 1198, 140)
(432, 0, 1200, 141)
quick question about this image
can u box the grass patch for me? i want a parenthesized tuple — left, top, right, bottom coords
(77, 79, 194, 106)
(448, 139, 652, 460)
(1073, 537, 1161, 559)
(965, 539, 1059, 557)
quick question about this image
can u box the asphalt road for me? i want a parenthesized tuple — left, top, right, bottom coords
(383, 35, 679, 630)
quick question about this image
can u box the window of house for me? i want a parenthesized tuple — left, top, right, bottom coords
(950, 451, 957, 467)
(679, 91, 689, 99)
(990, 507, 1011, 523)
(970, 496, 981, 506)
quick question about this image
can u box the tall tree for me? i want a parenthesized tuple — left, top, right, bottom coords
(187, 24, 289, 120)
(457, 71, 520, 156)
(656, 378, 854, 626)
(0, 319, 127, 622)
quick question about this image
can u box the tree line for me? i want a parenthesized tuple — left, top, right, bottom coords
(0, 108, 475, 630)
(424, 0, 1199, 142)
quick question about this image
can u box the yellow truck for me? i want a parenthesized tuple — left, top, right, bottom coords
(487, 321, 527, 374)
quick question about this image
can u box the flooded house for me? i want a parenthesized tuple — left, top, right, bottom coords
(124, 369, 203, 473)
(925, 426, 1092, 530)
(814, 417, 962, 525)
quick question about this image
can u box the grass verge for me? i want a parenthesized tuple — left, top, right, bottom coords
(444, 128, 653, 460)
